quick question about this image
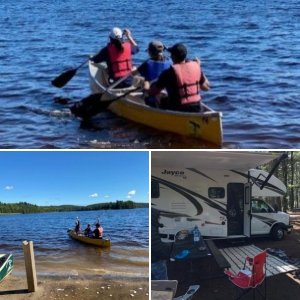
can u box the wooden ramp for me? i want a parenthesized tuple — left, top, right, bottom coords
(219, 244, 299, 277)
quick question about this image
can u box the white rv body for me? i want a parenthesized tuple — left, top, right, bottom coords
(152, 152, 292, 242)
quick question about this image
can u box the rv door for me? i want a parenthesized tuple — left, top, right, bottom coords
(244, 183, 251, 237)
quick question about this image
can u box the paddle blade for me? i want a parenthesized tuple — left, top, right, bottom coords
(70, 93, 112, 119)
(51, 69, 77, 88)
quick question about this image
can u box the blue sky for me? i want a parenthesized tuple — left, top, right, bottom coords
(0, 151, 149, 206)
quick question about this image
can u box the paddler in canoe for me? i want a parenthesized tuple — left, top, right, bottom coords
(93, 222, 104, 239)
(83, 223, 92, 237)
(74, 217, 81, 233)
(133, 40, 172, 107)
(143, 42, 210, 112)
(89, 27, 139, 88)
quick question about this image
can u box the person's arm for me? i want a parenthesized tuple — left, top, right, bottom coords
(146, 69, 169, 96)
(194, 57, 210, 91)
(200, 71, 210, 91)
(133, 62, 147, 77)
(123, 28, 137, 47)
(90, 47, 107, 63)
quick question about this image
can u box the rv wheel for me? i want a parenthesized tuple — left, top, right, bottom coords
(271, 225, 285, 240)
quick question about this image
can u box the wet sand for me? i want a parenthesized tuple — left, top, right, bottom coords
(0, 274, 149, 300)
(1, 257, 148, 300)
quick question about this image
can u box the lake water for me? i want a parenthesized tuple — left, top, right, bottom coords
(1, 0, 299, 148)
(0, 209, 148, 279)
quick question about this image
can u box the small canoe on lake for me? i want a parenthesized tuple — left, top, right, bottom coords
(0, 254, 14, 283)
(88, 61, 223, 147)
(67, 229, 111, 247)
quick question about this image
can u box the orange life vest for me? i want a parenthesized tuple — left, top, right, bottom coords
(172, 61, 201, 105)
(107, 41, 132, 78)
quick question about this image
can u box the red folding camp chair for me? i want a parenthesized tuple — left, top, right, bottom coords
(224, 250, 267, 300)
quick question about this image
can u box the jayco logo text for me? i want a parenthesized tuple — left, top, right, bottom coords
(161, 169, 185, 176)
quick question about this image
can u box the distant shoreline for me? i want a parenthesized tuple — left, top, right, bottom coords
(0, 201, 148, 214)
(0, 207, 148, 215)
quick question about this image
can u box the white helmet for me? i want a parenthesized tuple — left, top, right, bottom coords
(109, 27, 123, 39)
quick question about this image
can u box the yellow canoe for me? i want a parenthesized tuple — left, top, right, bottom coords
(89, 62, 223, 147)
(67, 230, 111, 247)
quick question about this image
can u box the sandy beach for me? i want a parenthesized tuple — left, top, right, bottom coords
(0, 274, 149, 300)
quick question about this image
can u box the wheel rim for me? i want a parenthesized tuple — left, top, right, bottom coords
(277, 228, 284, 239)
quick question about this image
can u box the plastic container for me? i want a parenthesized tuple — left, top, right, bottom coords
(193, 225, 201, 243)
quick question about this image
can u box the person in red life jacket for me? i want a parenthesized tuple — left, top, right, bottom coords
(135, 40, 172, 107)
(90, 27, 139, 88)
(93, 223, 104, 239)
(144, 43, 210, 112)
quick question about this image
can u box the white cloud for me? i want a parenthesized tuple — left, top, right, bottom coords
(128, 190, 136, 196)
(127, 195, 132, 199)
(104, 195, 110, 198)
(89, 193, 98, 198)
(4, 186, 14, 191)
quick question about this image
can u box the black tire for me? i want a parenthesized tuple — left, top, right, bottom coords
(271, 225, 285, 240)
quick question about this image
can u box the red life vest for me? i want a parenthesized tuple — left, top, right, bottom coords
(107, 41, 132, 78)
(172, 61, 201, 105)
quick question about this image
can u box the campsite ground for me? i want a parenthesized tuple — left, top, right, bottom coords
(170, 213, 300, 300)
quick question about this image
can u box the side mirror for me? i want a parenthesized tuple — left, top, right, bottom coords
(273, 204, 279, 213)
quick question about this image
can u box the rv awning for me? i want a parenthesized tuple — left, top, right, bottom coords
(151, 151, 283, 171)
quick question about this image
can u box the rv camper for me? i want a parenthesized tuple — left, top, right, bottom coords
(152, 152, 292, 242)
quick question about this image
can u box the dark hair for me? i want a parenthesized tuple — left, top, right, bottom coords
(167, 43, 187, 62)
(111, 37, 124, 51)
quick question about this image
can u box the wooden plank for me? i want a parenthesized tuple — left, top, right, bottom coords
(220, 248, 241, 274)
(22, 241, 37, 292)
(206, 240, 231, 269)
(151, 280, 178, 298)
(151, 290, 173, 300)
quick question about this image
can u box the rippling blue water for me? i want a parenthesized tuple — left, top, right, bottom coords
(1, 0, 299, 148)
(0, 209, 148, 277)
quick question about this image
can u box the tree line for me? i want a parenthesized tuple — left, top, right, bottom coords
(262, 151, 300, 211)
(0, 200, 148, 214)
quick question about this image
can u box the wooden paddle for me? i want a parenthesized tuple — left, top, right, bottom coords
(51, 58, 89, 88)
(70, 86, 141, 119)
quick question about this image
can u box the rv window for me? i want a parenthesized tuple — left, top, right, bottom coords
(208, 187, 225, 199)
(251, 199, 273, 213)
(151, 180, 160, 198)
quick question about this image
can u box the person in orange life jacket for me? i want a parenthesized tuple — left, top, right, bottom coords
(144, 43, 210, 112)
(93, 223, 104, 239)
(134, 40, 172, 107)
(90, 27, 139, 88)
